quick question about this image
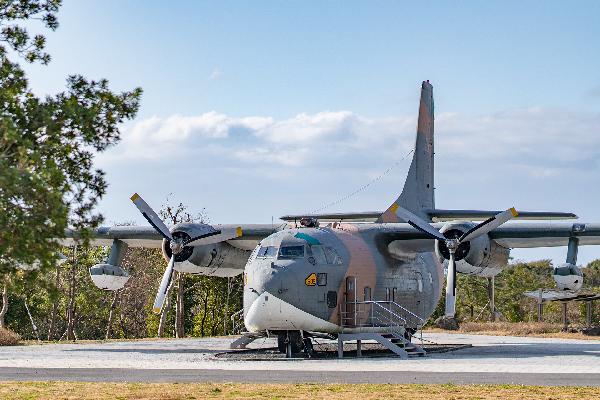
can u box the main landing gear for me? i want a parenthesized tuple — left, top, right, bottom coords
(277, 331, 313, 358)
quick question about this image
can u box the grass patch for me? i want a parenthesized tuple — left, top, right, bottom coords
(0, 327, 20, 346)
(426, 321, 600, 340)
(0, 382, 599, 399)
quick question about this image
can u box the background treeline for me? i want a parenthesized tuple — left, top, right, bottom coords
(3, 246, 243, 341)
(3, 255, 600, 341)
(431, 259, 600, 326)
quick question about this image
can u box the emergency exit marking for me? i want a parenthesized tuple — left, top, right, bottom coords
(305, 273, 317, 286)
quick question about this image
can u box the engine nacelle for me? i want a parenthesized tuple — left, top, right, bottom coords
(553, 263, 583, 291)
(89, 264, 130, 291)
(89, 239, 130, 291)
(161, 222, 250, 277)
(435, 222, 510, 277)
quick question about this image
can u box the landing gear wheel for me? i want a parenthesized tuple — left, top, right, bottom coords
(277, 331, 303, 357)
(303, 337, 314, 357)
(277, 334, 286, 353)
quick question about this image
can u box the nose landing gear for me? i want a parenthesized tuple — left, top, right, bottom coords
(277, 331, 313, 358)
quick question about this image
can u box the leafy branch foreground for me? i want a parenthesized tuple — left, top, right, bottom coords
(1, 382, 599, 400)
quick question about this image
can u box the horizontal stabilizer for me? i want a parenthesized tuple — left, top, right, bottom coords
(524, 289, 600, 302)
(280, 211, 382, 223)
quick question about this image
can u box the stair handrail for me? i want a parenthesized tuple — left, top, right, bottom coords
(342, 300, 408, 328)
(370, 301, 408, 326)
(388, 301, 425, 327)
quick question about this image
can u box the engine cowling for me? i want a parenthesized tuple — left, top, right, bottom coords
(435, 222, 510, 277)
(553, 263, 583, 291)
(161, 222, 250, 277)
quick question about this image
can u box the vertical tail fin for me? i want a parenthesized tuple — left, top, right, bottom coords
(378, 81, 435, 223)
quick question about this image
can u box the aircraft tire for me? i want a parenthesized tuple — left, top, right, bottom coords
(277, 331, 303, 354)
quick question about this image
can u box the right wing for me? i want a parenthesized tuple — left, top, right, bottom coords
(60, 223, 281, 250)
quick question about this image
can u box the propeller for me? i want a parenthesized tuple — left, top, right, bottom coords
(153, 255, 175, 314)
(391, 203, 518, 318)
(130, 193, 242, 314)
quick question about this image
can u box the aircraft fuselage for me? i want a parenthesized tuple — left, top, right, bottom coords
(243, 224, 443, 333)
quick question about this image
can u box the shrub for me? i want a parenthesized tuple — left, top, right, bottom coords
(0, 327, 20, 346)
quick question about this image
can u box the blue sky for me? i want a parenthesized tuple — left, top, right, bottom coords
(21, 1, 600, 265)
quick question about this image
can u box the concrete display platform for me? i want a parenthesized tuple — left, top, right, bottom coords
(1, 333, 599, 385)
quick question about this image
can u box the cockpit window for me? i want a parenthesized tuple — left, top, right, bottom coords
(310, 245, 327, 264)
(308, 245, 343, 265)
(324, 246, 343, 265)
(278, 245, 305, 259)
(256, 246, 277, 258)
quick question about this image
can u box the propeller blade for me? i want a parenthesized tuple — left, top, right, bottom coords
(152, 255, 175, 314)
(391, 204, 446, 241)
(444, 252, 457, 318)
(130, 193, 172, 241)
(459, 207, 518, 243)
(184, 226, 243, 247)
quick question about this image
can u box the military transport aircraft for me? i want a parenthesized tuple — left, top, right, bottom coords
(63, 81, 600, 357)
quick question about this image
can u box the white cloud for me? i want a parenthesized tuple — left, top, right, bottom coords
(98, 107, 600, 180)
(209, 67, 222, 80)
(436, 108, 600, 164)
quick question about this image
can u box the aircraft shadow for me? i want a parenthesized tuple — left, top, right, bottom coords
(65, 348, 223, 355)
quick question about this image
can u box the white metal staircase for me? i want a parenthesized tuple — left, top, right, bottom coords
(338, 300, 426, 358)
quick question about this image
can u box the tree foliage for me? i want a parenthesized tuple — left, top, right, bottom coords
(430, 259, 600, 326)
(0, 0, 142, 276)
(6, 244, 243, 341)
(0, 0, 60, 64)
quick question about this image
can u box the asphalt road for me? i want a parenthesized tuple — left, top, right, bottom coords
(3, 367, 600, 386)
(1, 333, 599, 386)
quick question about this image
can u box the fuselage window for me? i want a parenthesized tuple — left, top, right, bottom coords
(256, 246, 277, 258)
(278, 245, 305, 259)
(555, 266, 583, 277)
(327, 291, 337, 308)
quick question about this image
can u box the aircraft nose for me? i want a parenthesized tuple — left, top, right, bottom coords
(256, 266, 285, 295)
(244, 264, 285, 308)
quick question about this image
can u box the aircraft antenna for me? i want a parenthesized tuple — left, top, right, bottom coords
(310, 149, 414, 214)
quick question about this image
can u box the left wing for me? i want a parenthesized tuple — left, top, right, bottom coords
(367, 222, 600, 252)
(489, 223, 600, 248)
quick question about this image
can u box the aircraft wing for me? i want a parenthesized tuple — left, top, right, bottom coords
(369, 222, 600, 253)
(60, 224, 279, 250)
(280, 210, 577, 223)
(488, 223, 600, 248)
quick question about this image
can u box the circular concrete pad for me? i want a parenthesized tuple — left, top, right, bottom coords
(1, 333, 599, 385)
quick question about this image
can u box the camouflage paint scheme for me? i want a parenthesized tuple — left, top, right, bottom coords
(242, 224, 442, 333)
